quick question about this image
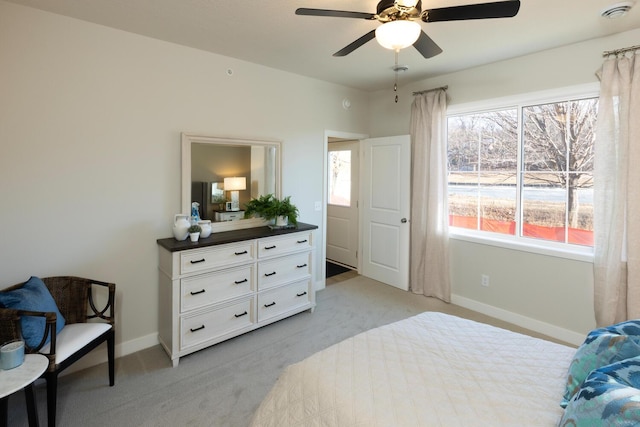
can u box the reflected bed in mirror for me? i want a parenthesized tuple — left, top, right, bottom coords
(181, 133, 281, 233)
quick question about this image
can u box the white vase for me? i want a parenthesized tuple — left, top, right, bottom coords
(189, 232, 200, 242)
(275, 216, 288, 226)
(173, 214, 190, 241)
(198, 220, 212, 238)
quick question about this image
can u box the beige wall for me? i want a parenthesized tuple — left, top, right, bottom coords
(369, 27, 640, 344)
(3, 0, 637, 359)
(0, 1, 369, 360)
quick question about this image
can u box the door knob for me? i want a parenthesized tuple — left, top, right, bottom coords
(401, 218, 408, 223)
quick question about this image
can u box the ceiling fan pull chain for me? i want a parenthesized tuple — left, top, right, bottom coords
(394, 50, 399, 103)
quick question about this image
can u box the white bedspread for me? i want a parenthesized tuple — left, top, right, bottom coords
(250, 312, 576, 427)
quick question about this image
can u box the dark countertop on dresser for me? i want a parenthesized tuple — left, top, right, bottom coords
(157, 222, 318, 252)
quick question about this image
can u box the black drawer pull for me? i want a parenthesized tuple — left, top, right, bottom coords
(235, 250, 248, 256)
(264, 272, 277, 277)
(296, 291, 308, 297)
(297, 239, 308, 244)
(190, 289, 206, 295)
(264, 301, 276, 308)
(190, 325, 205, 332)
(296, 263, 308, 268)
(264, 245, 276, 250)
(234, 311, 248, 318)
(190, 258, 206, 264)
(234, 279, 248, 284)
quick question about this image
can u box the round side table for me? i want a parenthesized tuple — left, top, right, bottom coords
(0, 354, 48, 427)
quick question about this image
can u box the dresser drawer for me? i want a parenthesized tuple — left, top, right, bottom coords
(180, 241, 255, 275)
(257, 232, 313, 258)
(180, 298, 254, 350)
(257, 251, 311, 290)
(181, 265, 254, 313)
(257, 280, 311, 322)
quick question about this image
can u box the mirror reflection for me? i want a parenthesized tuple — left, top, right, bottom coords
(181, 134, 281, 233)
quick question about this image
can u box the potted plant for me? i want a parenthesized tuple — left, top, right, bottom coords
(243, 194, 276, 220)
(269, 196, 299, 226)
(188, 224, 201, 242)
(243, 194, 299, 226)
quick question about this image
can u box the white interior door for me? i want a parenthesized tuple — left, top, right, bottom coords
(361, 135, 411, 290)
(327, 140, 359, 268)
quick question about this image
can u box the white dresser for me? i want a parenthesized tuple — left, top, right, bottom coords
(214, 210, 245, 222)
(157, 223, 317, 366)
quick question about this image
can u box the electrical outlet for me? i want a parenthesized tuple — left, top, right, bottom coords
(314, 201, 322, 211)
(481, 274, 490, 287)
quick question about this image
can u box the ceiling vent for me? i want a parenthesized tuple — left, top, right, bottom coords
(601, 1, 635, 18)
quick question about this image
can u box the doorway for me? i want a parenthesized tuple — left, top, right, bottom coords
(327, 139, 359, 273)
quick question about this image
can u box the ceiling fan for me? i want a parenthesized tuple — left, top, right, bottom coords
(296, 0, 521, 58)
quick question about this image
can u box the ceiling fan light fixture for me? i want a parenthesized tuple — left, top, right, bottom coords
(395, 0, 419, 9)
(375, 20, 421, 51)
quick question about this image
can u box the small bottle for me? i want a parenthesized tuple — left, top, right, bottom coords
(191, 202, 201, 224)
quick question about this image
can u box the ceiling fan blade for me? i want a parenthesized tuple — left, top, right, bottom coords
(423, 0, 520, 22)
(413, 31, 443, 58)
(295, 8, 375, 20)
(333, 30, 376, 57)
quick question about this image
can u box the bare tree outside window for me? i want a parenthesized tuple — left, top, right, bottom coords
(447, 97, 597, 246)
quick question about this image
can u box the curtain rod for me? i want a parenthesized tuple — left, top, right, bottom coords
(602, 44, 640, 57)
(412, 85, 448, 96)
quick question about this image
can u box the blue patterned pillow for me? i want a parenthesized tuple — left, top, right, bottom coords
(562, 320, 640, 407)
(559, 356, 640, 426)
(0, 276, 66, 348)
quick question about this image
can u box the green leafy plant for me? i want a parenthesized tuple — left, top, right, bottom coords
(244, 194, 299, 225)
(268, 196, 299, 225)
(243, 194, 276, 219)
(188, 225, 202, 234)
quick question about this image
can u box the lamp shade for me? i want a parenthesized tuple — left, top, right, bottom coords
(223, 177, 246, 191)
(375, 20, 421, 51)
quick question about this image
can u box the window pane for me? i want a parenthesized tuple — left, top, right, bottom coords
(328, 150, 351, 206)
(568, 173, 593, 246)
(449, 172, 479, 230)
(448, 110, 517, 235)
(479, 173, 516, 235)
(521, 173, 566, 243)
(521, 98, 596, 246)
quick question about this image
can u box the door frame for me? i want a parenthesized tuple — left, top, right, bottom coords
(321, 130, 368, 289)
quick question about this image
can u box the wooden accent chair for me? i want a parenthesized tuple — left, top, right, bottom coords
(0, 276, 115, 427)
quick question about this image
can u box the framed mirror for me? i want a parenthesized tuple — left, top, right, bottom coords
(181, 133, 281, 233)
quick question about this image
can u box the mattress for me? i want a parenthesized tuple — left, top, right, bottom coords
(249, 312, 576, 427)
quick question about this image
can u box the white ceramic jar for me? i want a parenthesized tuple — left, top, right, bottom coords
(173, 214, 190, 241)
(198, 220, 212, 238)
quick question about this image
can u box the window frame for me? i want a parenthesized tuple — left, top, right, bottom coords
(446, 83, 599, 262)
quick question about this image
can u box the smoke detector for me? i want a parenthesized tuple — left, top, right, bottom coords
(392, 65, 409, 72)
(601, 1, 635, 18)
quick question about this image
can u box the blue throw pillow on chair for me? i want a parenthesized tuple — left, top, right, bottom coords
(0, 276, 66, 348)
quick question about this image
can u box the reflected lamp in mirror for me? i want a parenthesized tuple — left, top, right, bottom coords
(224, 177, 246, 211)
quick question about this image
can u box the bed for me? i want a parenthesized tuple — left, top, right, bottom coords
(249, 312, 576, 427)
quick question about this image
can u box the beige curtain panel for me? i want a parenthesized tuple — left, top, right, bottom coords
(409, 89, 451, 302)
(594, 49, 640, 326)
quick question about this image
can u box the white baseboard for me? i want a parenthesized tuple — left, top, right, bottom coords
(61, 332, 159, 376)
(451, 294, 585, 346)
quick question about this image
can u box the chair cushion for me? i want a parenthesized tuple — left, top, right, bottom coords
(41, 323, 112, 364)
(0, 276, 66, 348)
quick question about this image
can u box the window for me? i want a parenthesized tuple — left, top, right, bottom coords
(447, 91, 597, 250)
(328, 149, 352, 206)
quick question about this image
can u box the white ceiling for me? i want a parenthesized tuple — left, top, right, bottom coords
(6, 0, 640, 91)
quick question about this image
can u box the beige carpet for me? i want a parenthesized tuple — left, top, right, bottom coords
(7, 274, 568, 426)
